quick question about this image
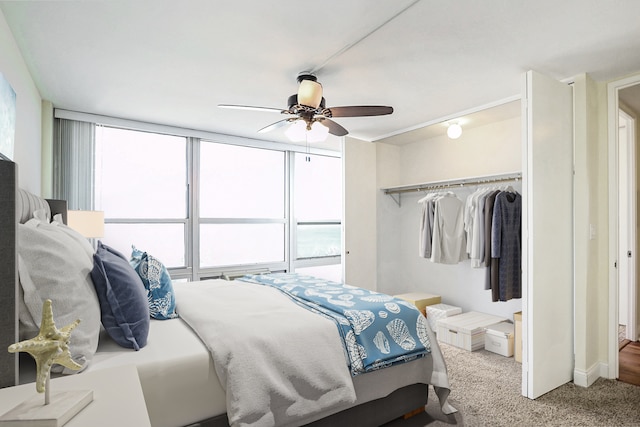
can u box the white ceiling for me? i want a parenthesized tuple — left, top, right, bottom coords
(2, 0, 640, 150)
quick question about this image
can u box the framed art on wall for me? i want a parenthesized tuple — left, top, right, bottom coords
(0, 72, 16, 161)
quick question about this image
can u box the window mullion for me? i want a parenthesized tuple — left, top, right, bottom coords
(287, 151, 295, 273)
(189, 137, 199, 281)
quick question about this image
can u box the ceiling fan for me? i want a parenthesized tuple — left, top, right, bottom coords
(219, 72, 393, 141)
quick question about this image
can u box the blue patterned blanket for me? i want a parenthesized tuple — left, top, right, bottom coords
(239, 273, 431, 375)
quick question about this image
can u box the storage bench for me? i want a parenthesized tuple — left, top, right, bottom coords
(425, 303, 462, 332)
(436, 311, 507, 351)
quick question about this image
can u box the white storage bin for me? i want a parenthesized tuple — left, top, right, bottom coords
(436, 311, 507, 351)
(484, 322, 515, 357)
(425, 303, 462, 332)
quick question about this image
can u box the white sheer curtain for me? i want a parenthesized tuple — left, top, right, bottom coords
(53, 118, 95, 210)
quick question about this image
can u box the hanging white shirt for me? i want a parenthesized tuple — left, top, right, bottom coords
(418, 193, 437, 258)
(431, 193, 467, 264)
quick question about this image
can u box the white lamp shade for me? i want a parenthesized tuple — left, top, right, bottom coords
(297, 80, 323, 108)
(307, 121, 329, 142)
(447, 123, 462, 139)
(67, 210, 105, 238)
(285, 120, 330, 143)
(285, 120, 307, 142)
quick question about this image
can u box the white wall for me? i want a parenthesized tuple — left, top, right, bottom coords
(399, 117, 521, 184)
(376, 142, 402, 294)
(0, 9, 42, 193)
(377, 116, 523, 319)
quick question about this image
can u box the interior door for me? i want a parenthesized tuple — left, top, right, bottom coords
(618, 110, 630, 333)
(618, 108, 637, 342)
(343, 137, 378, 290)
(521, 70, 574, 398)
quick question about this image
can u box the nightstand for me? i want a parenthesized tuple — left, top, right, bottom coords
(0, 365, 150, 427)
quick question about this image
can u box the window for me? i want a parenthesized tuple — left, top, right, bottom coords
(199, 142, 286, 270)
(296, 224, 341, 258)
(94, 126, 187, 267)
(199, 143, 285, 219)
(294, 153, 342, 222)
(292, 153, 342, 279)
(89, 123, 341, 281)
(200, 223, 285, 267)
(103, 223, 185, 267)
(95, 127, 187, 219)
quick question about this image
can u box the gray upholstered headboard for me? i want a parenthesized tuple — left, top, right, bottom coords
(15, 188, 50, 224)
(0, 160, 68, 388)
(0, 160, 17, 389)
(15, 188, 67, 225)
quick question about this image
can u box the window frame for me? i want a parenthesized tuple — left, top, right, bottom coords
(288, 151, 342, 273)
(72, 111, 343, 282)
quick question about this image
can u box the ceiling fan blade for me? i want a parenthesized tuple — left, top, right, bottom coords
(258, 119, 293, 133)
(219, 104, 288, 114)
(318, 118, 349, 137)
(326, 106, 394, 117)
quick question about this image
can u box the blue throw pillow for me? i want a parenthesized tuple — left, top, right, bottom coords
(91, 241, 150, 350)
(130, 246, 179, 320)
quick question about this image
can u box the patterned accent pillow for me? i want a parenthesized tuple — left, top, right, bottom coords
(130, 247, 179, 320)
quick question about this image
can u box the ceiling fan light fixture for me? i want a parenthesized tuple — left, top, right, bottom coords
(447, 122, 462, 139)
(298, 79, 323, 109)
(285, 119, 307, 142)
(284, 120, 329, 143)
(222, 71, 393, 140)
(307, 121, 330, 143)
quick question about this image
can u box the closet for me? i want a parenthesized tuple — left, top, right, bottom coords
(380, 173, 523, 320)
(344, 70, 574, 399)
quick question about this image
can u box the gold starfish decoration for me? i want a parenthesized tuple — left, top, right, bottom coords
(8, 299, 83, 393)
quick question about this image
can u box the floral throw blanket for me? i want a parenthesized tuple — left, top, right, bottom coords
(239, 273, 431, 375)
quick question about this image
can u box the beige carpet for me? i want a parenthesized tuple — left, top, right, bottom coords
(388, 341, 640, 426)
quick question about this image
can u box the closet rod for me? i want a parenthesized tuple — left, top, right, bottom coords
(381, 172, 522, 207)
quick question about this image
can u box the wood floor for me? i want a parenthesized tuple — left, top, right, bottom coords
(619, 340, 640, 386)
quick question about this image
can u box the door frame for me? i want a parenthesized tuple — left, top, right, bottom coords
(607, 74, 640, 379)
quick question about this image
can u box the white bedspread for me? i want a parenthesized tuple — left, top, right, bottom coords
(174, 279, 357, 427)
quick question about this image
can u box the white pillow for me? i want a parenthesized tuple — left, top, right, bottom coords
(50, 214, 95, 260)
(17, 218, 101, 373)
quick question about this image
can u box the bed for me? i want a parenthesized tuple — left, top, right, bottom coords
(0, 158, 454, 427)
